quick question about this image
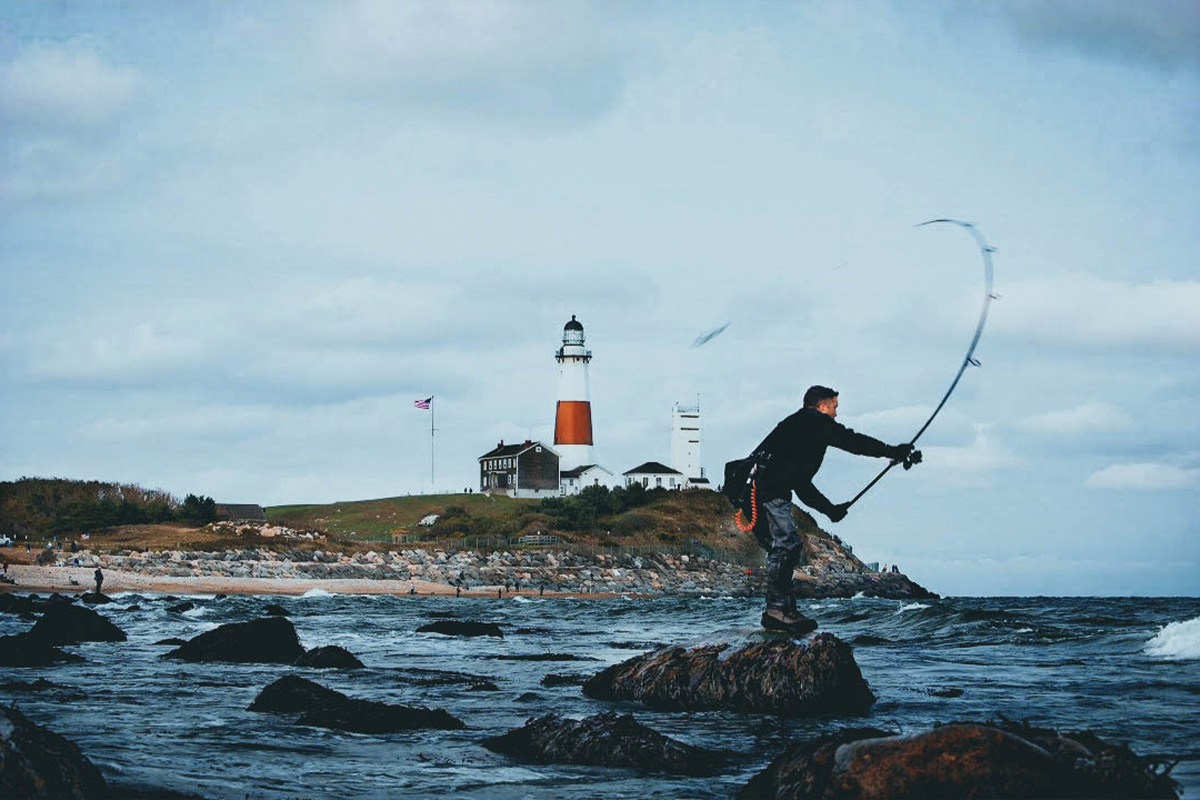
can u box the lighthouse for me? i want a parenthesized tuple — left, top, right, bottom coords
(554, 315, 594, 469)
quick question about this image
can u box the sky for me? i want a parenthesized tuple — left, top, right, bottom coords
(1, 0, 1197, 596)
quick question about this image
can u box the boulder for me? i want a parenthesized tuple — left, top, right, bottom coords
(739, 721, 1182, 800)
(0, 705, 108, 799)
(293, 646, 364, 669)
(417, 620, 503, 638)
(583, 633, 874, 715)
(162, 616, 305, 663)
(482, 712, 723, 776)
(30, 603, 127, 645)
(264, 603, 290, 616)
(167, 601, 195, 613)
(79, 592, 114, 605)
(249, 675, 465, 733)
(0, 633, 86, 667)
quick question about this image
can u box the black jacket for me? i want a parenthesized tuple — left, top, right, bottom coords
(754, 407, 893, 515)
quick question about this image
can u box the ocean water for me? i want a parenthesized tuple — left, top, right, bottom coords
(2, 594, 1199, 799)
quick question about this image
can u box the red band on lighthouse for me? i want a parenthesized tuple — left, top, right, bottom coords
(555, 400, 593, 445)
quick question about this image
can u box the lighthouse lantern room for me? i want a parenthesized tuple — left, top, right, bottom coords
(554, 315, 594, 469)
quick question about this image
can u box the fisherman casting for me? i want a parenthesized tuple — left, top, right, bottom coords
(731, 385, 921, 636)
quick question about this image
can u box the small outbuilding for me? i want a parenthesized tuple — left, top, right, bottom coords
(559, 464, 615, 496)
(215, 504, 267, 522)
(622, 461, 685, 490)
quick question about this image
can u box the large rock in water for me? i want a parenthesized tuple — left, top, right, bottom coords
(0, 705, 108, 799)
(417, 620, 504, 638)
(482, 712, 723, 776)
(249, 675, 465, 733)
(583, 633, 874, 715)
(163, 616, 304, 663)
(30, 603, 127, 645)
(739, 721, 1182, 800)
(293, 645, 364, 669)
(0, 633, 86, 667)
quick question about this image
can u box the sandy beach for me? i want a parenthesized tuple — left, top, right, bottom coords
(0, 563, 625, 599)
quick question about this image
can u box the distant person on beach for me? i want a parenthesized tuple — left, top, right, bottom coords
(94, 567, 104, 595)
(747, 385, 919, 636)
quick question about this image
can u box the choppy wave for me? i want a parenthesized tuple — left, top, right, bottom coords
(301, 588, 332, 597)
(895, 602, 930, 614)
(1144, 616, 1200, 661)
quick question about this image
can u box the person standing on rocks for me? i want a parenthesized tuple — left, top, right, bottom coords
(748, 385, 918, 635)
(93, 567, 104, 595)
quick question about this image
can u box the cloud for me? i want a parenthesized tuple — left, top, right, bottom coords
(993, 0, 1200, 72)
(1085, 461, 1200, 490)
(235, 0, 636, 128)
(989, 274, 1200, 353)
(1015, 401, 1133, 435)
(0, 39, 143, 131)
(917, 423, 1020, 484)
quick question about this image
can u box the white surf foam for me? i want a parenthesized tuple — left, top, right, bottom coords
(895, 602, 930, 614)
(301, 588, 333, 597)
(1144, 615, 1200, 661)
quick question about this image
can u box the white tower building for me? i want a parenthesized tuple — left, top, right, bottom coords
(554, 315, 594, 470)
(671, 402, 703, 483)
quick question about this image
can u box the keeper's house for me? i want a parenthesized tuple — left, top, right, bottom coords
(479, 440, 560, 498)
(623, 461, 685, 490)
(559, 464, 615, 496)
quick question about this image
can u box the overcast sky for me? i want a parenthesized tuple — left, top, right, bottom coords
(2, 0, 1197, 596)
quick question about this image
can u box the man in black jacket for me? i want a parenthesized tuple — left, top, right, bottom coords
(752, 385, 916, 634)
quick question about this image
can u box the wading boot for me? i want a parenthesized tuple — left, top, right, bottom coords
(761, 609, 818, 636)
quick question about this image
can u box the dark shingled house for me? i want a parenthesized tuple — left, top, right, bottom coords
(479, 440, 560, 498)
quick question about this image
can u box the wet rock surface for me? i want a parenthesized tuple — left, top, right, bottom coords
(482, 712, 724, 776)
(249, 675, 465, 733)
(29, 603, 127, 645)
(739, 720, 1181, 800)
(417, 620, 503, 638)
(583, 633, 875, 715)
(293, 645, 363, 669)
(162, 616, 305, 663)
(0, 633, 86, 666)
(0, 704, 108, 799)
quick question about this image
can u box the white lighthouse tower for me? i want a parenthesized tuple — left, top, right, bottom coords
(671, 401, 703, 483)
(554, 315, 594, 470)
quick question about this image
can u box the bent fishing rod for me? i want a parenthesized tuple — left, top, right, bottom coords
(844, 218, 997, 510)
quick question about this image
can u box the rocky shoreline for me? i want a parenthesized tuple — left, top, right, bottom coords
(20, 544, 935, 599)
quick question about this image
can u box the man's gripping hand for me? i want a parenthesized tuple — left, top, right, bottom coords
(888, 443, 915, 462)
(827, 502, 849, 523)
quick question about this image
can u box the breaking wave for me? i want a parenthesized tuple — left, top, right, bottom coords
(1144, 616, 1200, 661)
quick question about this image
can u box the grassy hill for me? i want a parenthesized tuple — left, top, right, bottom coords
(4, 479, 855, 569)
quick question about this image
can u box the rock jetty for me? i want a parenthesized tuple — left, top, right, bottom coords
(583, 634, 875, 715)
(50, 537, 933, 598)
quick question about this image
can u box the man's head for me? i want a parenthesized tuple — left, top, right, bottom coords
(803, 385, 839, 418)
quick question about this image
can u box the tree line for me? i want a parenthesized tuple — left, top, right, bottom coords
(0, 477, 218, 539)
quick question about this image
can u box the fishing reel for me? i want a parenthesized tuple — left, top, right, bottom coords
(902, 449, 923, 470)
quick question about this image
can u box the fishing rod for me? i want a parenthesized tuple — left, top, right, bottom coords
(844, 218, 997, 510)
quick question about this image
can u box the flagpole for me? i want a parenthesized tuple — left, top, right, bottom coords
(430, 395, 436, 492)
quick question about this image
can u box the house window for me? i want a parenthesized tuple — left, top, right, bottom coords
(642, 477, 649, 487)
(656, 477, 662, 487)
(536, 446, 542, 453)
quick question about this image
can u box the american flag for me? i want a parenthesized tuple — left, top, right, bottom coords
(414, 397, 432, 410)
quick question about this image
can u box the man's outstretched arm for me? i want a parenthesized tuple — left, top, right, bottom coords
(827, 419, 911, 461)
